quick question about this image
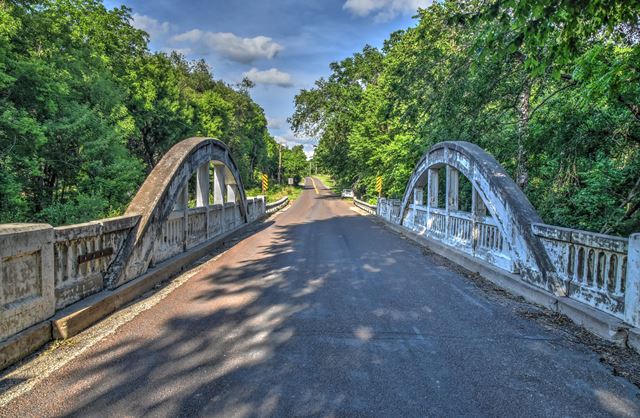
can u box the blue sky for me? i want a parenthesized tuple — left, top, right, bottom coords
(104, 0, 430, 157)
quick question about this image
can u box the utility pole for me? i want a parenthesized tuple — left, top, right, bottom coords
(278, 142, 282, 185)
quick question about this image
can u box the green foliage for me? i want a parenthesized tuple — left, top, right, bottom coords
(314, 174, 335, 190)
(281, 145, 308, 185)
(0, 0, 276, 225)
(291, 0, 640, 235)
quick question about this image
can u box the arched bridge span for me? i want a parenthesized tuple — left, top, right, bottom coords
(378, 141, 637, 325)
(393, 141, 561, 293)
(106, 137, 253, 288)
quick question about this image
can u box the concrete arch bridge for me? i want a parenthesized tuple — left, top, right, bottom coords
(0, 138, 639, 417)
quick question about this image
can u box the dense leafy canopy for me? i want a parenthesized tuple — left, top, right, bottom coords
(291, 0, 640, 235)
(0, 0, 304, 225)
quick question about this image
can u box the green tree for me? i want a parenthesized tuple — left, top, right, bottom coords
(282, 145, 308, 184)
(0, 0, 275, 225)
(290, 0, 640, 235)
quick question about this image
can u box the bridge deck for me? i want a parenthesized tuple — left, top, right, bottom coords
(2, 178, 639, 417)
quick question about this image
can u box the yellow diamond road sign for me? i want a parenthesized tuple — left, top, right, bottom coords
(262, 174, 269, 193)
(376, 176, 382, 194)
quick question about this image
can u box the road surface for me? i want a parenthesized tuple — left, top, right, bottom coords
(1, 178, 639, 417)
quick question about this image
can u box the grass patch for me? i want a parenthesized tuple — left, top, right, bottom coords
(314, 174, 339, 192)
(246, 183, 304, 203)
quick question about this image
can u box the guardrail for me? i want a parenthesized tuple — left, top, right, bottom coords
(354, 197, 377, 215)
(266, 196, 289, 214)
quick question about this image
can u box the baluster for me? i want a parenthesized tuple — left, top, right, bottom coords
(88, 236, 95, 273)
(576, 246, 586, 284)
(78, 240, 87, 277)
(597, 251, 605, 289)
(567, 245, 575, 280)
(608, 254, 617, 294)
(587, 249, 595, 287)
(615, 254, 623, 294)
(58, 241, 71, 284)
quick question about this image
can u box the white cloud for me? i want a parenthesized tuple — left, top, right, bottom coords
(274, 130, 316, 158)
(275, 131, 315, 147)
(170, 30, 283, 63)
(343, 0, 431, 21)
(243, 68, 293, 87)
(132, 14, 175, 38)
(161, 47, 193, 56)
(267, 117, 284, 130)
(171, 29, 203, 43)
(302, 144, 315, 159)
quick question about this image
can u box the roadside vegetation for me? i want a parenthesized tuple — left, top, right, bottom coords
(0, 0, 307, 226)
(314, 174, 336, 191)
(292, 1, 640, 235)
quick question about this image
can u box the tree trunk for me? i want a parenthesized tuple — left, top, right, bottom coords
(140, 126, 156, 169)
(516, 78, 531, 190)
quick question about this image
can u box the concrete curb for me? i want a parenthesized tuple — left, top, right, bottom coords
(378, 218, 634, 350)
(0, 321, 52, 371)
(0, 217, 270, 371)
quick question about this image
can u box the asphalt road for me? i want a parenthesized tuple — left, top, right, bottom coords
(2, 177, 639, 417)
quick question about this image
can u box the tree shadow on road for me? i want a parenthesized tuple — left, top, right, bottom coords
(22, 211, 640, 417)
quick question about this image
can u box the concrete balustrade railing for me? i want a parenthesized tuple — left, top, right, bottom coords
(53, 215, 141, 310)
(0, 216, 143, 341)
(378, 198, 401, 223)
(353, 197, 376, 215)
(403, 204, 515, 273)
(532, 224, 639, 326)
(0, 197, 264, 344)
(152, 197, 265, 266)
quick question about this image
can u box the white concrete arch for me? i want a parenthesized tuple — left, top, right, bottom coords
(397, 141, 561, 293)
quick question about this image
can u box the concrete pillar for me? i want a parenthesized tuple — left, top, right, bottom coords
(414, 188, 423, 205)
(196, 162, 210, 207)
(472, 189, 487, 217)
(181, 185, 188, 251)
(625, 233, 640, 327)
(446, 166, 459, 211)
(471, 188, 481, 254)
(213, 165, 225, 205)
(427, 168, 438, 208)
(412, 188, 423, 228)
(0, 224, 55, 341)
(426, 168, 439, 233)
